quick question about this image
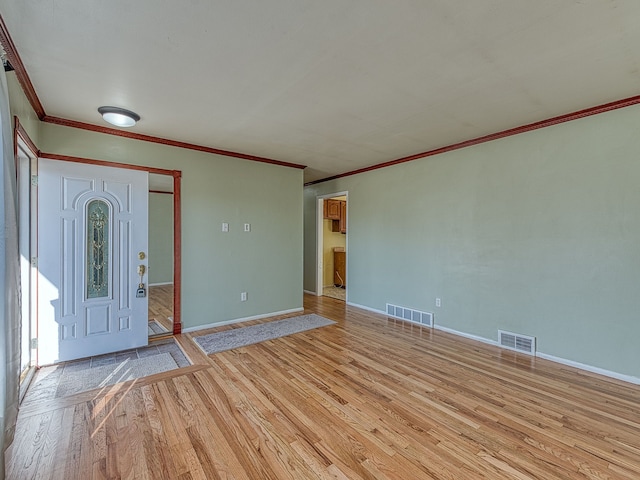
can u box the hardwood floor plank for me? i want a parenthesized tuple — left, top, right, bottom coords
(8, 294, 640, 479)
(64, 403, 94, 480)
(187, 369, 270, 479)
(148, 284, 174, 332)
(51, 407, 77, 480)
(5, 411, 52, 479)
(86, 398, 108, 479)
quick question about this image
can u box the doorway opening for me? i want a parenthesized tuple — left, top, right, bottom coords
(316, 192, 348, 302)
(148, 176, 174, 338)
(16, 125, 38, 400)
(34, 152, 182, 364)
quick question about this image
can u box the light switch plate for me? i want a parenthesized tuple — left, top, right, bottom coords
(244, 223, 251, 232)
(222, 222, 229, 232)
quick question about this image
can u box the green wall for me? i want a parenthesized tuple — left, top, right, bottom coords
(35, 122, 303, 330)
(148, 192, 174, 285)
(305, 104, 640, 379)
(7, 73, 40, 145)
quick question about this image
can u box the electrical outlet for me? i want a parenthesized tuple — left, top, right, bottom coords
(435, 298, 441, 307)
(222, 222, 229, 232)
(244, 223, 251, 232)
(241, 292, 247, 302)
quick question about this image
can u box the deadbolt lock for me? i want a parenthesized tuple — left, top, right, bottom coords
(138, 251, 146, 260)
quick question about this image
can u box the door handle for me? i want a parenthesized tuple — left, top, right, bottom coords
(136, 264, 147, 297)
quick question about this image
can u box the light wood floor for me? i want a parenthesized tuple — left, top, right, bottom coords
(148, 284, 174, 332)
(6, 295, 640, 479)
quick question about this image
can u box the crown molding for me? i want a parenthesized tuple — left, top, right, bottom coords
(0, 15, 45, 119)
(305, 94, 640, 186)
(42, 115, 307, 170)
(4, 13, 639, 184)
(0, 13, 305, 171)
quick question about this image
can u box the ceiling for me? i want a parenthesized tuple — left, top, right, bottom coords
(2, 1, 640, 183)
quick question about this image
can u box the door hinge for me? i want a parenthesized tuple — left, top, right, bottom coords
(31, 175, 38, 186)
(31, 257, 37, 267)
(30, 338, 38, 349)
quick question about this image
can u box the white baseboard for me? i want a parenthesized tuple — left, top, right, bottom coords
(346, 302, 385, 315)
(344, 301, 639, 386)
(303, 290, 317, 296)
(434, 324, 640, 385)
(434, 324, 640, 384)
(149, 281, 174, 287)
(182, 307, 304, 333)
(433, 324, 499, 347)
(19, 366, 37, 403)
(536, 352, 640, 385)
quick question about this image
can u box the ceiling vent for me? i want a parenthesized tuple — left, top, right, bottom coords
(498, 330, 536, 355)
(386, 303, 433, 327)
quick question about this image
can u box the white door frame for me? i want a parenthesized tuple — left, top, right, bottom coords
(316, 191, 348, 298)
(16, 129, 38, 397)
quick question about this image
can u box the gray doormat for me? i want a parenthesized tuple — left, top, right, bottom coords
(193, 314, 335, 355)
(56, 352, 178, 397)
(148, 319, 169, 335)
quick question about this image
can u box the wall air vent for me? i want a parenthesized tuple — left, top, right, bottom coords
(386, 303, 433, 327)
(498, 330, 536, 355)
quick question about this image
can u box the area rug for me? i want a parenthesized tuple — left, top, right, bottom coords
(148, 319, 169, 336)
(193, 314, 336, 355)
(55, 352, 178, 397)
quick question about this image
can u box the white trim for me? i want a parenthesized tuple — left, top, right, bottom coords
(19, 366, 37, 403)
(536, 352, 640, 386)
(434, 324, 499, 347)
(17, 136, 38, 381)
(436, 325, 640, 385)
(303, 290, 316, 295)
(316, 197, 323, 296)
(346, 302, 385, 315)
(149, 281, 174, 287)
(316, 191, 348, 298)
(317, 191, 349, 199)
(182, 307, 304, 333)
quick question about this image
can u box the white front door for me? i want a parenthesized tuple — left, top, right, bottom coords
(37, 158, 149, 364)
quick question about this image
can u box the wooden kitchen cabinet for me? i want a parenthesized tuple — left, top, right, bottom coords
(324, 199, 341, 220)
(330, 200, 347, 233)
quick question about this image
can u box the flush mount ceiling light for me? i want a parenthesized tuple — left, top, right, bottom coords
(97, 106, 140, 127)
